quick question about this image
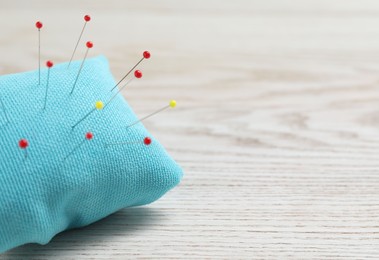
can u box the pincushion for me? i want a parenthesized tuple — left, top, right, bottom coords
(0, 56, 183, 252)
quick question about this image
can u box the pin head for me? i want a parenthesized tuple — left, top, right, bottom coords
(95, 101, 104, 110)
(35, 21, 43, 29)
(143, 51, 151, 59)
(19, 139, 29, 149)
(86, 41, 93, 49)
(46, 60, 54, 68)
(85, 132, 93, 140)
(144, 137, 152, 145)
(169, 100, 177, 108)
(134, 70, 143, 78)
(84, 15, 91, 22)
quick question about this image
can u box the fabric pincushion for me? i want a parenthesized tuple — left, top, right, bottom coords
(0, 56, 183, 253)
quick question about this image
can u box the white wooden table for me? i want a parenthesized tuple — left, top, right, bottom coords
(1, 0, 379, 259)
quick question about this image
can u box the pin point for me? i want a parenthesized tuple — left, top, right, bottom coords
(111, 51, 151, 91)
(0, 97, 10, 124)
(126, 100, 176, 129)
(43, 60, 54, 110)
(19, 139, 29, 160)
(35, 21, 43, 85)
(71, 100, 104, 129)
(103, 70, 143, 108)
(63, 132, 93, 161)
(105, 137, 152, 147)
(68, 15, 91, 68)
(70, 41, 93, 94)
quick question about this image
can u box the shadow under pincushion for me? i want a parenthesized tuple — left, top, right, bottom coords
(0, 56, 182, 252)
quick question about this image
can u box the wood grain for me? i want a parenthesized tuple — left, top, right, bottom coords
(2, 0, 379, 259)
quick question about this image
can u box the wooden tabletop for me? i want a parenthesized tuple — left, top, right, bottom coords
(2, 0, 379, 259)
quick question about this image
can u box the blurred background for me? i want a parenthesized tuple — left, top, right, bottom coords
(2, 0, 379, 259)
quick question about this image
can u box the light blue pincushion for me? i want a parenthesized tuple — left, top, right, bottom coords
(0, 56, 183, 253)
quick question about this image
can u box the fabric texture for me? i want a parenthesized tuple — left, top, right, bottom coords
(0, 56, 183, 253)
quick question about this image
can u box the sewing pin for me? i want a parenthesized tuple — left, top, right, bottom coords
(70, 41, 93, 94)
(19, 139, 29, 160)
(35, 21, 43, 85)
(103, 70, 142, 109)
(105, 137, 152, 148)
(67, 15, 91, 68)
(126, 100, 176, 129)
(43, 60, 54, 110)
(111, 51, 150, 91)
(63, 132, 93, 161)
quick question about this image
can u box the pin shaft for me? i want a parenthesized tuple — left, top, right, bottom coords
(111, 57, 144, 91)
(71, 107, 96, 129)
(38, 29, 41, 85)
(104, 78, 134, 109)
(106, 137, 151, 147)
(70, 48, 89, 94)
(126, 105, 170, 129)
(105, 140, 141, 147)
(43, 68, 51, 110)
(63, 139, 85, 161)
(68, 22, 87, 69)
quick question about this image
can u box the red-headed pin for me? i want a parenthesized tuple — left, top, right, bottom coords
(126, 100, 177, 129)
(43, 60, 54, 110)
(111, 51, 151, 91)
(104, 69, 143, 108)
(36, 21, 43, 85)
(68, 15, 91, 68)
(19, 139, 29, 160)
(70, 41, 93, 94)
(105, 137, 152, 148)
(63, 132, 93, 161)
